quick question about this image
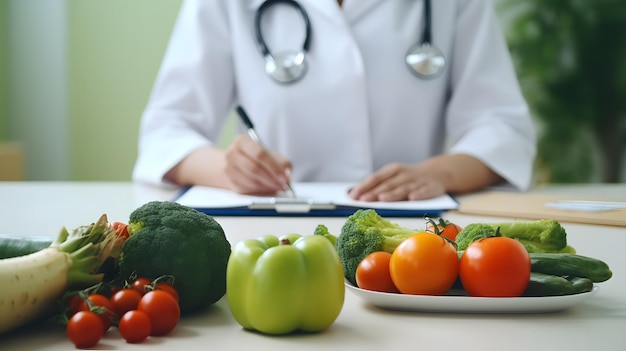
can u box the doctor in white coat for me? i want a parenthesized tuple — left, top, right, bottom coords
(133, 0, 536, 201)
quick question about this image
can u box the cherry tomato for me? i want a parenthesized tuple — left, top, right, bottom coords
(79, 294, 116, 331)
(426, 218, 463, 241)
(119, 310, 152, 343)
(390, 232, 459, 295)
(155, 282, 180, 302)
(112, 221, 130, 240)
(459, 236, 531, 297)
(66, 294, 84, 316)
(111, 288, 143, 316)
(131, 277, 152, 296)
(106, 283, 122, 297)
(67, 311, 104, 349)
(138, 290, 180, 336)
(355, 251, 399, 293)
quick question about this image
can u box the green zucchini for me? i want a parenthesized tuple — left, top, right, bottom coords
(0, 236, 52, 259)
(522, 272, 593, 297)
(529, 252, 612, 283)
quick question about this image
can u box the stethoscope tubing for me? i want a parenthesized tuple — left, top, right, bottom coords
(421, 0, 432, 45)
(254, 0, 312, 57)
(254, 0, 444, 83)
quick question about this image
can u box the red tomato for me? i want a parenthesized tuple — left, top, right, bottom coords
(111, 288, 143, 316)
(138, 290, 180, 336)
(390, 232, 459, 295)
(119, 310, 152, 343)
(355, 251, 399, 293)
(131, 277, 152, 296)
(155, 282, 180, 302)
(112, 221, 130, 240)
(66, 311, 104, 349)
(79, 294, 116, 331)
(426, 218, 463, 241)
(105, 283, 122, 297)
(459, 236, 531, 297)
(66, 294, 84, 315)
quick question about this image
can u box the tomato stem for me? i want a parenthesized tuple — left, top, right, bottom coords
(494, 227, 502, 237)
(424, 217, 458, 249)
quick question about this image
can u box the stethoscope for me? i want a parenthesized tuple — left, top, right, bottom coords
(254, 0, 446, 84)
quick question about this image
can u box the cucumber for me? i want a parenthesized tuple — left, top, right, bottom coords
(566, 276, 594, 294)
(529, 253, 612, 283)
(0, 236, 52, 259)
(523, 272, 575, 296)
(522, 272, 593, 297)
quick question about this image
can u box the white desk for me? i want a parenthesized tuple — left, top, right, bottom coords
(1, 182, 625, 350)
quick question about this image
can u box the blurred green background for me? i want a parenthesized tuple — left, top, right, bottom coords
(499, 0, 626, 184)
(1, 0, 624, 184)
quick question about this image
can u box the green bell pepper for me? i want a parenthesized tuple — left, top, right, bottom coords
(226, 233, 345, 335)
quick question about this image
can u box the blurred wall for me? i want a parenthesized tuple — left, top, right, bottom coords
(6, 0, 69, 179)
(68, 0, 182, 181)
(4, 0, 182, 180)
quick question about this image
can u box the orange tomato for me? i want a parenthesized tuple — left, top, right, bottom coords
(389, 232, 459, 295)
(459, 236, 531, 297)
(355, 251, 399, 293)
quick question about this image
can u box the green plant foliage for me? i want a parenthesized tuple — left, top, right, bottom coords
(497, 0, 626, 183)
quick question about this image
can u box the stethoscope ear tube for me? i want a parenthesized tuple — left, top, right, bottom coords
(255, 0, 312, 84)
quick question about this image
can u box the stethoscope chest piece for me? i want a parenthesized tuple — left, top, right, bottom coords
(405, 42, 446, 80)
(264, 51, 307, 84)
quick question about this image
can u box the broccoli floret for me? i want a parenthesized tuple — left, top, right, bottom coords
(454, 223, 497, 251)
(313, 224, 337, 246)
(335, 209, 418, 285)
(119, 201, 231, 313)
(455, 219, 575, 253)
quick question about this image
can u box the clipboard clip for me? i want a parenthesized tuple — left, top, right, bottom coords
(248, 197, 336, 213)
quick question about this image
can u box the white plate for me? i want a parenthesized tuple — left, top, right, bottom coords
(346, 281, 599, 313)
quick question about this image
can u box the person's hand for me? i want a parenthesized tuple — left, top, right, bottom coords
(348, 163, 446, 201)
(348, 154, 503, 202)
(223, 135, 293, 195)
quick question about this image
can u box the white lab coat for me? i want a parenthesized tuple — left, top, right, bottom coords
(133, 0, 537, 191)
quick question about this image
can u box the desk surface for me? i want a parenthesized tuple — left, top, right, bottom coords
(1, 182, 625, 350)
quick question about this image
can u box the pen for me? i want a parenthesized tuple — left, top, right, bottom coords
(235, 105, 297, 197)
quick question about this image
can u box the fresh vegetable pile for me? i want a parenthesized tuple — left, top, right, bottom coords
(335, 209, 613, 298)
(1, 202, 616, 345)
(0, 200, 232, 347)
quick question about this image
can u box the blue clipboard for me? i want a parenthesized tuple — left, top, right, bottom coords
(192, 207, 448, 217)
(175, 186, 455, 217)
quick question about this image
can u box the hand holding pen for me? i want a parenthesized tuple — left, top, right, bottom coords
(234, 106, 297, 197)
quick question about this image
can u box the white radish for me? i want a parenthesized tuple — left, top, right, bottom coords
(0, 214, 119, 334)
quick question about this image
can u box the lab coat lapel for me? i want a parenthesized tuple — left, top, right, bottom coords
(341, 0, 386, 23)
(301, 0, 386, 24)
(248, 0, 385, 25)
